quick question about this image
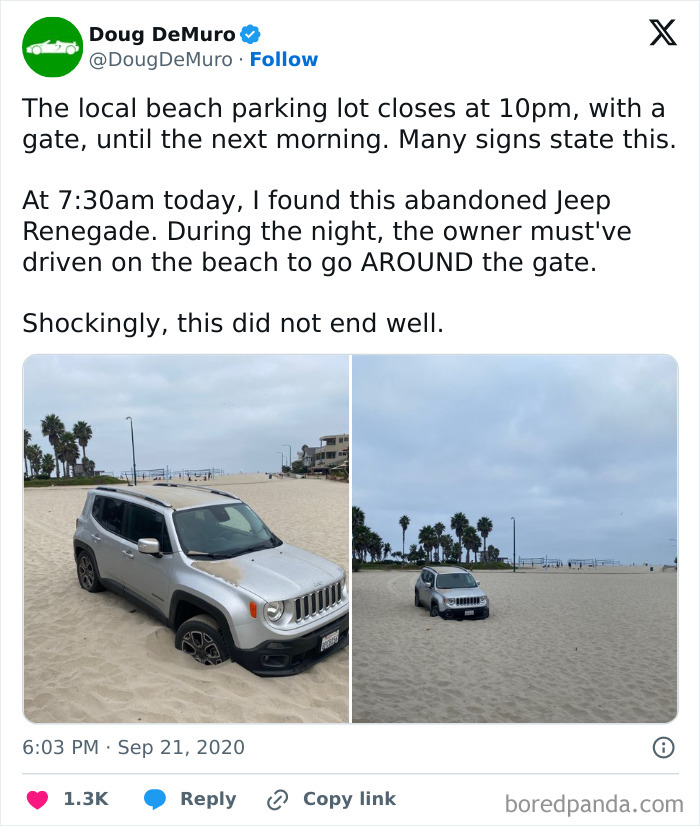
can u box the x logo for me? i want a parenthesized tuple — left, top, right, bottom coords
(650, 19, 677, 46)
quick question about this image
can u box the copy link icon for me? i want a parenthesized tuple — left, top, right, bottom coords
(267, 789, 288, 810)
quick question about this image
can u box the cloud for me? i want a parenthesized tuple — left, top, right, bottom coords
(353, 356, 676, 564)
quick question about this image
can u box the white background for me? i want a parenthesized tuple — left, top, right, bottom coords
(1, 2, 698, 824)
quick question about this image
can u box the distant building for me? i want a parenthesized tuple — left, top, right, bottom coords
(299, 445, 317, 468)
(314, 434, 349, 469)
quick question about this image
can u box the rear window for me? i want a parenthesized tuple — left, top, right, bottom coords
(94, 495, 126, 536)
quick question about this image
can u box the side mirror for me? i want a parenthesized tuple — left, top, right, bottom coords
(476, 580, 481, 586)
(138, 538, 161, 556)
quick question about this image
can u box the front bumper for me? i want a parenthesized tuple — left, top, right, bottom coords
(234, 612, 349, 676)
(441, 603, 489, 619)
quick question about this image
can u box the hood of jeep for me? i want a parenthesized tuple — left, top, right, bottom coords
(437, 586, 487, 599)
(190, 542, 344, 601)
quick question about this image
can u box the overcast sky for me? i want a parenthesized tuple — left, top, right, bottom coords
(353, 356, 677, 566)
(24, 355, 348, 475)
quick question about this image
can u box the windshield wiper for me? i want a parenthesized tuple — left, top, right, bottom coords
(244, 542, 276, 552)
(243, 536, 283, 552)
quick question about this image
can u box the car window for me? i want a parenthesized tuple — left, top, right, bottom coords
(436, 572, 477, 589)
(91, 496, 102, 521)
(124, 504, 172, 553)
(95, 496, 126, 536)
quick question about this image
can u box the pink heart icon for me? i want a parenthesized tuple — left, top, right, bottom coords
(27, 791, 48, 810)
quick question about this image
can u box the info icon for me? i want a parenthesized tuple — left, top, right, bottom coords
(23, 17, 83, 77)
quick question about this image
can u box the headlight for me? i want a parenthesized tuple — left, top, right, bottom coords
(264, 601, 284, 622)
(446, 598, 455, 605)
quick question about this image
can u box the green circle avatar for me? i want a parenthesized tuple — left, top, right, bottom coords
(23, 17, 83, 77)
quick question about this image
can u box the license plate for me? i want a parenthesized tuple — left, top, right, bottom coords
(464, 610, 474, 616)
(320, 629, 340, 651)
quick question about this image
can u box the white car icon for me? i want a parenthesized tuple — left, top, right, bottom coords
(26, 40, 80, 56)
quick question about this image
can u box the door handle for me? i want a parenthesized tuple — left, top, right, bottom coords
(90, 534, 101, 541)
(122, 549, 134, 559)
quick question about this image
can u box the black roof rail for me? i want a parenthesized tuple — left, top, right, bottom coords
(95, 485, 172, 508)
(152, 482, 241, 501)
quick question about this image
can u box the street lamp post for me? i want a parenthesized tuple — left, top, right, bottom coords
(126, 417, 137, 486)
(276, 451, 285, 473)
(511, 516, 516, 573)
(282, 444, 292, 470)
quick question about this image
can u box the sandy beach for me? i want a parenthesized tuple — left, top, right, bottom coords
(352, 567, 677, 724)
(24, 474, 349, 724)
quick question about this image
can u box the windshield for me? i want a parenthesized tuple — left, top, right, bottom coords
(436, 572, 477, 589)
(173, 502, 282, 558)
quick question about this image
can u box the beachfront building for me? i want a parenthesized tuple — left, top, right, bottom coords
(299, 444, 317, 468)
(299, 434, 349, 475)
(314, 434, 349, 470)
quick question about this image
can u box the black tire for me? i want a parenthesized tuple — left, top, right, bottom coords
(414, 590, 421, 607)
(430, 603, 440, 618)
(175, 615, 229, 666)
(76, 549, 105, 592)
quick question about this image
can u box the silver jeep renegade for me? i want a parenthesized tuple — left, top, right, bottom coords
(73, 483, 349, 675)
(414, 565, 490, 620)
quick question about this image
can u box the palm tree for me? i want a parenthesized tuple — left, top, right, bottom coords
(26, 444, 43, 477)
(367, 531, 383, 562)
(451, 512, 469, 562)
(57, 433, 79, 477)
(24, 429, 32, 477)
(440, 534, 455, 563)
(352, 506, 366, 533)
(352, 507, 367, 560)
(477, 517, 494, 562)
(62, 436, 80, 477)
(41, 453, 55, 477)
(433, 522, 445, 562)
(399, 515, 410, 562)
(55, 439, 67, 478)
(73, 421, 93, 464)
(41, 414, 65, 478)
(418, 525, 437, 563)
(382, 542, 392, 560)
(464, 525, 481, 565)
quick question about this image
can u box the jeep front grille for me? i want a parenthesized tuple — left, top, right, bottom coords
(295, 581, 344, 622)
(455, 596, 481, 606)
